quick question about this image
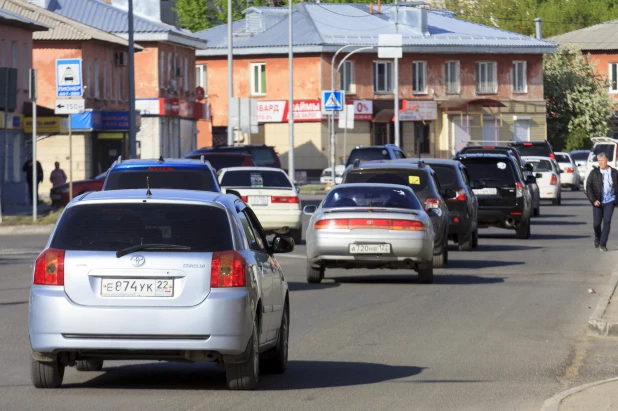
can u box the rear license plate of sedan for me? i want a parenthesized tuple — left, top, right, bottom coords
(101, 279, 174, 297)
(473, 188, 498, 195)
(349, 244, 391, 254)
(250, 196, 269, 206)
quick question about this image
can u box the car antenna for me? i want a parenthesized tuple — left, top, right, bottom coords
(158, 156, 164, 163)
(146, 176, 152, 197)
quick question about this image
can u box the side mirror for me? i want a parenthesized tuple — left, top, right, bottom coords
(303, 205, 317, 215)
(524, 163, 533, 172)
(271, 235, 295, 253)
(226, 189, 242, 199)
(526, 175, 537, 184)
(443, 188, 457, 199)
(558, 170, 564, 174)
(535, 173, 543, 178)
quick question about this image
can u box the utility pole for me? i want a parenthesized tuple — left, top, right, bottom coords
(288, 0, 295, 182)
(128, 0, 137, 158)
(227, 0, 234, 146)
(394, 0, 400, 148)
(30, 69, 37, 221)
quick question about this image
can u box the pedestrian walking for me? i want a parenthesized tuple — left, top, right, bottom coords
(50, 162, 67, 187)
(22, 156, 43, 205)
(586, 152, 618, 251)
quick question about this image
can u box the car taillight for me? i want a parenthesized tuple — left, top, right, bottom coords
(314, 219, 349, 230)
(565, 167, 574, 173)
(550, 153, 555, 160)
(349, 219, 391, 229)
(241, 196, 248, 202)
(271, 196, 299, 204)
(550, 174, 558, 185)
(315, 218, 425, 231)
(424, 198, 441, 210)
(523, 143, 533, 146)
(448, 189, 466, 201)
(211, 251, 246, 288)
(390, 220, 425, 231)
(34, 249, 65, 286)
(516, 182, 524, 198)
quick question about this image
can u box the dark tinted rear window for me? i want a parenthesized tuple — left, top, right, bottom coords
(570, 151, 590, 161)
(51, 203, 232, 252)
(428, 165, 459, 188)
(346, 148, 391, 166)
(555, 154, 571, 163)
(511, 143, 551, 157)
(460, 159, 516, 186)
(323, 186, 421, 210)
(187, 155, 251, 170)
(220, 170, 292, 188)
(344, 169, 428, 191)
(593, 144, 615, 161)
(527, 159, 553, 172)
(105, 169, 217, 191)
(251, 148, 278, 166)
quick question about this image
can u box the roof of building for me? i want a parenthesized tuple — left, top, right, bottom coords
(0, 0, 137, 47)
(196, 3, 556, 56)
(46, 0, 207, 49)
(0, 5, 50, 30)
(549, 20, 618, 51)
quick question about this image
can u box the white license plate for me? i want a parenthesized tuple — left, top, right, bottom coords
(101, 279, 174, 297)
(250, 196, 269, 206)
(349, 244, 391, 254)
(473, 188, 498, 195)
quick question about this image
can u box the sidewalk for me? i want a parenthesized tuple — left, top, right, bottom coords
(0, 202, 56, 235)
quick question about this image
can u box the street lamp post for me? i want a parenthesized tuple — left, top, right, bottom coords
(227, 0, 234, 146)
(288, 0, 294, 182)
(127, 0, 136, 157)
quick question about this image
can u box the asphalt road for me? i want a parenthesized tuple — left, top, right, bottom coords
(1, 191, 616, 411)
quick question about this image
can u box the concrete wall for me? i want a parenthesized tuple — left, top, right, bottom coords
(586, 52, 618, 102)
(37, 133, 90, 198)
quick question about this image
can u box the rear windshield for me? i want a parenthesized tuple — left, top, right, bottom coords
(220, 170, 292, 189)
(346, 148, 391, 166)
(460, 159, 516, 187)
(187, 155, 250, 170)
(105, 169, 217, 191)
(323, 186, 422, 210)
(592, 144, 615, 162)
(512, 143, 551, 157)
(344, 169, 428, 192)
(555, 154, 570, 163)
(570, 151, 590, 162)
(251, 148, 278, 167)
(51, 203, 233, 252)
(527, 159, 553, 172)
(428, 165, 459, 189)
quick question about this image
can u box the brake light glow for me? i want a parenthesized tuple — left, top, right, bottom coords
(448, 189, 467, 202)
(271, 196, 299, 204)
(314, 219, 425, 231)
(510, 212, 523, 215)
(241, 196, 248, 202)
(550, 153, 555, 160)
(425, 198, 441, 210)
(550, 174, 558, 185)
(523, 143, 533, 146)
(515, 182, 524, 198)
(34, 249, 65, 286)
(482, 146, 496, 149)
(147, 167, 174, 171)
(565, 167, 574, 173)
(211, 251, 246, 288)
(314, 219, 349, 230)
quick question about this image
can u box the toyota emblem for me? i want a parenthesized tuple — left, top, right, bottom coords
(130, 255, 145, 267)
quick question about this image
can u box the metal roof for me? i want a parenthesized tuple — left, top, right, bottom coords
(0, 0, 135, 46)
(549, 20, 618, 51)
(0, 5, 50, 29)
(47, 0, 207, 49)
(196, 3, 556, 56)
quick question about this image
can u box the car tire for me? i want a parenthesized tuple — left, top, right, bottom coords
(418, 264, 434, 284)
(533, 206, 540, 217)
(225, 319, 259, 390)
(75, 360, 103, 372)
(571, 184, 578, 192)
(432, 249, 445, 268)
(306, 264, 324, 284)
(31, 357, 65, 389)
(458, 231, 473, 251)
(515, 219, 530, 239)
(472, 229, 479, 249)
(288, 229, 302, 245)
(557, 196, 562, 205)
(260, 302, 289, 374)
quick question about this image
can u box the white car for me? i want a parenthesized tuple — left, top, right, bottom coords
(320, 165, 345, 185)
(584, 137, 618, 192)
(570, 150, 590, 181)
(554, 152, 581, 191)
(218, 167, 303, 244)
(523, 156, 562, 205)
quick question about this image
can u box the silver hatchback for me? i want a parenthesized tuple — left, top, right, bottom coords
(29, 189, 293, 390)
(304, 183, 435, 283)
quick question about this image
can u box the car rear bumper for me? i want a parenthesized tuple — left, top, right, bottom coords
(29, 286, 253, 356)
(539, 185, 560, 199)
(477, 208, 526, 228)
(560, 173, 577, 186)
(253, 208, 302, 231)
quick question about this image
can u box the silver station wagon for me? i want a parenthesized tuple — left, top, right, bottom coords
(29, 189, 293, 390)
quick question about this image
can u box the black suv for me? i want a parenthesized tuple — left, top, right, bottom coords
(406, 159, 479, 251)
(185, 144, 282, 169)
(342, 160, 453, 268)
(345, 144, 406, 168)
(454, 153, 534, 239)
(508, 140, 555, 161)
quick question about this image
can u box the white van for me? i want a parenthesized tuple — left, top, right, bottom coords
(320, 165, 345, 184)
(583, 137, 618, 192)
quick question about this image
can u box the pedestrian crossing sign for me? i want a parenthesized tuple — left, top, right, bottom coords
(322, 90, 343, 111)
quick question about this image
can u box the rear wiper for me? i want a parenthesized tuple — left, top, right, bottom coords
(116, 244, 192, 258)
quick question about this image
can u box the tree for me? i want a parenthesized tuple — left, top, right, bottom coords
(544, 45, 615, 151)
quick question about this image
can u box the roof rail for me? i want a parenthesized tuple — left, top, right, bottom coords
(117, 155, 122, 164)
(200, 155, 205, 165)
(591, 137, 618, 144)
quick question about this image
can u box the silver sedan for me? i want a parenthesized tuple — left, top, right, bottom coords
(304, 183, 435, 283)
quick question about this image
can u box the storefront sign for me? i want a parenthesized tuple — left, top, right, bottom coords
(24, 117, 66, 133)
(160, 98, 180, 116)
(400, 100, 438, 121)
(334, 100, 373, 121)
(257, 100, 323, 122)
(195, 86, 205, 101)
(71, 111, 131, 131)
(136, 98, 206, 119)
(0, 113, 23, 129)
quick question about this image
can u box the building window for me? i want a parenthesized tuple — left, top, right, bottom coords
(610, 63, 618, 93)
(94, 59, 100, 99)
(103, 59, 108, 100)
(476, 62, 497, 94)
(250, 62, 266, 96)
(23, 43, 29, 91)
(513, 61, 527, 93)
(87, 58, 92, 98)
(195, 64, 207, 95)
(184, 56, 188, 92)
(167, 52, 172, 87)
(339, 61, 355, 93)
(514, 118, 530, 142)
(118, 71, 123, 101)
(412, 61, 426, 94)
(111, 65, 116, 101)
(11, 41, 18, 69)
(445, 61, 460, 94)
(159, 51, 164, 89)
(373, 61, 392, 93)
(0, 40, 6, 66)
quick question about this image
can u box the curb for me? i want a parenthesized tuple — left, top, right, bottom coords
(0, 224, 54, 236)
(587, 271, 618, 337)
(299, 191, 328, 196)
(540, 376, 618, 411)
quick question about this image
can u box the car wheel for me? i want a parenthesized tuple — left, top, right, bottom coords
(75, 360, 103, 371)
(306, 263, 324, 284)
(551, 198, 558, 206)
(444, 242, 449, 264)
(260, 302, 289, 374)
(557, 196, 562, 205)
(515, 219, 530, 239)
(458, 231, 473, 251)
(533, 206, 540, 217)
(418, 264, 434, 284)
(472, 229, 479, 249)
(31, 356, 65, 389)
(432, 249, 444, 268)
(288, 229, 302, 245)
(225, 319, 259, 390)
(571, 185, 578, 192)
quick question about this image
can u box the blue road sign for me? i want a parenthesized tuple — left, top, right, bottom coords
(322, 90, 343, 111)
(56, 59, 83, 97)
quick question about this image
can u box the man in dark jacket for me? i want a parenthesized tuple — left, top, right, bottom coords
(586, 152, 618, 251)
(22, 156, 43, 206)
